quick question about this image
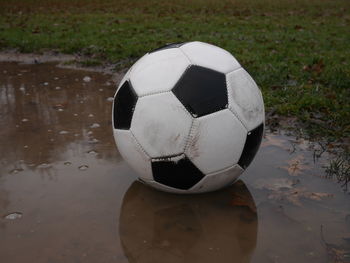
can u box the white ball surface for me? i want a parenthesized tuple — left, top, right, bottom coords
(112, 41, 264, 194)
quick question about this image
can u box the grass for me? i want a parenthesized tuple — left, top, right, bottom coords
(325, 151, 350, 191)
(0, 0, 349, 141)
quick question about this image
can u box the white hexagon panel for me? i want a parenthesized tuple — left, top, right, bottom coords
(128, 48, 190, 97)
(131, 92, 193, 158)
(185, 109, 247, 174)
(179, 41, 241, 74)
(227, 68, 265, 131)
(113, 129, 153, 181)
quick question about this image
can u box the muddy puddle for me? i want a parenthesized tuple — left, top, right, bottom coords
(0, 62, 349, 263)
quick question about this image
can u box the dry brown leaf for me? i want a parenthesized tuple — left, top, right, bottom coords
(252, 177, 298, 191)
(280, 155, 311, 176)
(303, 59, 325, 74)
(261, 134, 288, 149)
(268, 188, 333, 206)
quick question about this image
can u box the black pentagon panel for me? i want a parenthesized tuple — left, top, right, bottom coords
(113, 81, 138, 130)
(238, 123, 264, 169)
(172, 65, 228, 117)
(149, 42, 187, 54)
(152, 156, 205, 190)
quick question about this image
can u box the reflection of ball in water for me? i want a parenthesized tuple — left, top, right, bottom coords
(119, 180, 257, 263)
(112, 41, 264, 193)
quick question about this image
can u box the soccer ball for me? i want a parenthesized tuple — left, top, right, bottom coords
(112, 41, 264, 194)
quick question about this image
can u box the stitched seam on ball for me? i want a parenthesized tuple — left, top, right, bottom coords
(225, 67, 243, 110)
(228, 66, 243, 75)
(184, 108, 229, 154)
(183, 41, 242, 71)
(174, 64, 192, 90)
(222, 65, 242, 75)
(151, 181, 187, 193)
(128, 54, 148, 77)
(207, 163, 241, 176)
(228, 106, 248, 131)
(137, 64, 192, 98)
(171, 65, 196, 118)
(249, 122, 265, 134)
(169, 85, 194, 119)
(178, 47, 193, 64)
(226, 73, 248, 131)
(138, 90, 172, 98)
(173, 95, 194, 153)
(200, 108, 228, 119)
(139, 90, 193, 120)
(129, 129, 151, 159)
(152, 153, 185, 162)
(184, 117, 195, 153)
(242, 68, 263, 91)
(129, 103, 138, 134)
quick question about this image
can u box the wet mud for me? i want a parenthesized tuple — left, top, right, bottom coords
(0, 62, 349, 263)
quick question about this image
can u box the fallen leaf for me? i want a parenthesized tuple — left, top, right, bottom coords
(303, 59, 325, 74)
(261, 134, 289, 149)
(268, 188, 333, 206)
(252, 177, 299, 191)
(280, 155, 310, 176)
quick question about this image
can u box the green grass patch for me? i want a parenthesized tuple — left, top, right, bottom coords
(0, 0, 349, 141)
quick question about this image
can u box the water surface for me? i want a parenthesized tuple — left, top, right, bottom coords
(0, 62, 349, 263)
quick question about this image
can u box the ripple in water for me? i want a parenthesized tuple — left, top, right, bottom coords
(90, 123, 100, 128)
(78, 165, 89, 171)
(87, 150, 97, 155)
(9, 168, 23, 174)
(37, 163, 52, 169)
(4, 212, 23, 220)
